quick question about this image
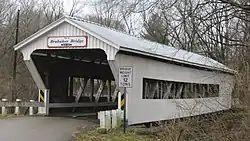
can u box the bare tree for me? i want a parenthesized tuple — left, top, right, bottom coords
(41, 0, 64, 24)
(0, 0, 65, 100)
(84, 14, 126, 31)
(218, 0, 250, 11)
(141, 13, 169, 45)
(69, 0, 86, 17)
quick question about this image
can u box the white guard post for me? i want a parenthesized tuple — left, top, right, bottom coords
(97, 91, 124, 129)
(98, 109, 123, 129)
(29, 100, 35, 116)
(38, 89, 50, 115)
(117, 91, 123, 125)
(99, 111, 105, 128)
(1, 99, 8, 115)
(111, 110, 117, 128)
(15, 99, 22, 115)
(105, 111, 112, 129)
(118, 92, 121, 109)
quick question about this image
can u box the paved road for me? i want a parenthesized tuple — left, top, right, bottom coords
(0, 116, 94, 141)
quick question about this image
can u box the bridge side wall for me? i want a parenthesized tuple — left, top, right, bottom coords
(114, 53, 234, 125)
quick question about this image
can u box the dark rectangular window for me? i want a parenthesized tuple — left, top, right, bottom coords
(142, 78, 219, 99)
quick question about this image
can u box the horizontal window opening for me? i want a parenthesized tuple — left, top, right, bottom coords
(142, 78, 219, 99)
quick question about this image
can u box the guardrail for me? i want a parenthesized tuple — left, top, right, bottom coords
(0, 99, 44, 116)
(0, 98, 118, 116)
(0, 101, 44, 107)
(48, 102, 117, 108)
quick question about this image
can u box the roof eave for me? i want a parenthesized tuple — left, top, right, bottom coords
(119, 46, 236, 74)
(14, 16, 67, 51)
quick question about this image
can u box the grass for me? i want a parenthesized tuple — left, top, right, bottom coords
(149, 108, 249, 141)
(75, 129, 154, 141)
(0, 114, 19, 119)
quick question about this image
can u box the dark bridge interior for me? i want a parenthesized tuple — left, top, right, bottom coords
(31, 49, 118, 115)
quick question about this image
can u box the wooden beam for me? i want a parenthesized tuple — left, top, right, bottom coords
(148, 82, 158, 99)
(90, 78, 94, 102)
(197, 84, 202, 98)
(144, 82, 148, 99)
(176, 84, 184, 98)
(34, 55, 114, 80)
(194, 84, 197, 98)
(69, 76, 73, 97)
(207, 84, 210, 97)
(171, 83, 176, 99)
(95, 80, 106, 102)
(202, 85, 205, 98)
(74, 78, 89, 103)
(112, 87, 119, 102)
(156, 82, 160, 99)
(49, 102, 117, 108)
(160, 82, 163, 99)
(183, 84, 187, 98)
(162, 82, 166, 98)
(187, 84, 193, 98)
(163, 83, 173, 99)
(107, 80, 112, 102)
(190, 83, 194, 97)
(24, 59, 46, 89)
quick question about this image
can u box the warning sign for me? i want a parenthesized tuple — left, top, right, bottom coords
(119, 66, 133, 88)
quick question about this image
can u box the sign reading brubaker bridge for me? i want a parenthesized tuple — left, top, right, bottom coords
(119, 66, 133, 88)
(48, 36, 87, 48)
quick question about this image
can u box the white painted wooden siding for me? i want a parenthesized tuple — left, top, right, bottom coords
(114, 54, 234, 125)
(20, 22, 118, 60)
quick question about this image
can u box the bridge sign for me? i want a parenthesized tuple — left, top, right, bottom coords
(48, 36, 87, 48)
(119, 66, 133, 88)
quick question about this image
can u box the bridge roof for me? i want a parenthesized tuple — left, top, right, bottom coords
(14, 16, 235, 74)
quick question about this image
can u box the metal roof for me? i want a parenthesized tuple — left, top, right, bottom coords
(68, 17, 235, 74)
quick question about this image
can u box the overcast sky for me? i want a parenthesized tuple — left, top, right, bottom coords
(63, 0, 72, 12)
(63, 0, 75, 13)
(63, 0, 92, 15)
(62, 0, 142, 36)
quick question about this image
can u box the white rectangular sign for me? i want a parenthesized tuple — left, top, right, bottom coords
(119, 66, 133, 88)
(48, 36, 87, 48)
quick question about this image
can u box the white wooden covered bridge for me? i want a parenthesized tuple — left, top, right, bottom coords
(13, 16, 235, 125)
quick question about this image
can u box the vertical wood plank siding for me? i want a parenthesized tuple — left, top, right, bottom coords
(20, 22, 118, 61)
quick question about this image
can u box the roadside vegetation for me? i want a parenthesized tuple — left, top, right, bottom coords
(75, 108, 248, 141)
(75, 129, 153, 141)
(0, 114, 19, 119)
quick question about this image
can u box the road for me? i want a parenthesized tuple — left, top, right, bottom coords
(0, 116, 95, 141)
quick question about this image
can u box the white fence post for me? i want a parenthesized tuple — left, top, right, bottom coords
(44, 89, 50, 116)
(98, 109, 125, 129)
(1, 99, 8, 115)
(38, 89, 44, 114)
(38, 89, 49, 115)
(118, 92, 121, 109)
(99, 111, 105, 129)
(29, 100, 34, 116)
(105, 110, 111, 130)
(15, 99, 21, 115)
(111, 110, 117, 128)
(116, 109, 123, 127)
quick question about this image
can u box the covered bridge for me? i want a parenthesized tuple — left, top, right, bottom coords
(14, 16, 235, 125)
